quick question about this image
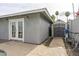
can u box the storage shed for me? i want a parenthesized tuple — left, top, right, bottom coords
(0, 8, 53, 44)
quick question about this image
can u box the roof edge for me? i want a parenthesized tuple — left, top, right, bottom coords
(0, 8, 53, 23)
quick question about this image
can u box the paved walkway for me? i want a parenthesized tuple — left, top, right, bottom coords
(27, 45, 67, 56)
(49, 37, 65, 48)
(27, 37, 67, 56)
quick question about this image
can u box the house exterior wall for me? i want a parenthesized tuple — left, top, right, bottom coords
(0, 19, 9, 40)
(24, 13, 51, 44)
(69, 19, 79, 42)
(0, 13, 52, 44)
(39, 16, 50, 43)
(24, 13, 41, 44)
(71, 20, 79, 33)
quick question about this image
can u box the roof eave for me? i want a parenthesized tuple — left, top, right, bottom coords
(0, 8, 53, 23)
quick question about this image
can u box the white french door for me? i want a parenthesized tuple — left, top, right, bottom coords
(9, 18, 24, 41)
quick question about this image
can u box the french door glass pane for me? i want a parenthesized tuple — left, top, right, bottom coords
(12, 22, 16, 37)
(18, 21, 23, 38)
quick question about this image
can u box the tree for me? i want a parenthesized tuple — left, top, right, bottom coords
(65, 11, 70, 29)
(65, 11, 70, 22)
(51, 15, 55, 22)
(55, 11, 59, 20)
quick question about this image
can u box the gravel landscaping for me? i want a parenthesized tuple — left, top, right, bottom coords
(64, 40, 79, 56)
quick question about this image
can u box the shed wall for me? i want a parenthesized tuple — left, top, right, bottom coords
(24, 13, 41, 44)
(24, 13, 51, 44)
(39, 16, 50, 43)
(0, 19, 9, 40)
(0, 13, 52, 44)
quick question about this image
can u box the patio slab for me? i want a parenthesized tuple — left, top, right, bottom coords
(0, 37, 68, 56)
(0, 41, 37, 56)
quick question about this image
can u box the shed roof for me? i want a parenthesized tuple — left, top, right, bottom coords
(0, 8, 53, 23)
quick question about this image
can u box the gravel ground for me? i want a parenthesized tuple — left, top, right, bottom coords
(64, 41, 79, 56)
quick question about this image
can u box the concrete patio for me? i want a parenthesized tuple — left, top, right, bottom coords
(0, 40, 37, 56)
(0, 38, 68, 56)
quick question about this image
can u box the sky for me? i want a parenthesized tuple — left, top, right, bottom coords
(0, 0, 79, 22)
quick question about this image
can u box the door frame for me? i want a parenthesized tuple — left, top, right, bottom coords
(9, 18, 24, 42)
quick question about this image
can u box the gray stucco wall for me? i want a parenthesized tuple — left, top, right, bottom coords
(71, 19, 79, 42)
(0, 13, 51, 44)
(68, 18, 79, 42)
(24, 13, 41, 44)
(0, 19, 8, 40)
(71, 20, 79, 33)
(39, 16, 50, 43)
(24, 13, 51, 44)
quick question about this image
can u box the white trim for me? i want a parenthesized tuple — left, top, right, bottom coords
(9, 20, 10, 40)
(23, 18, 24, 42)
(0, 8, 46, 18)
(9, 18, 24, 42)
(0, 8, 53, 23)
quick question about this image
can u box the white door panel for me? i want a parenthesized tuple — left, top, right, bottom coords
(9, 18, 24, 41)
